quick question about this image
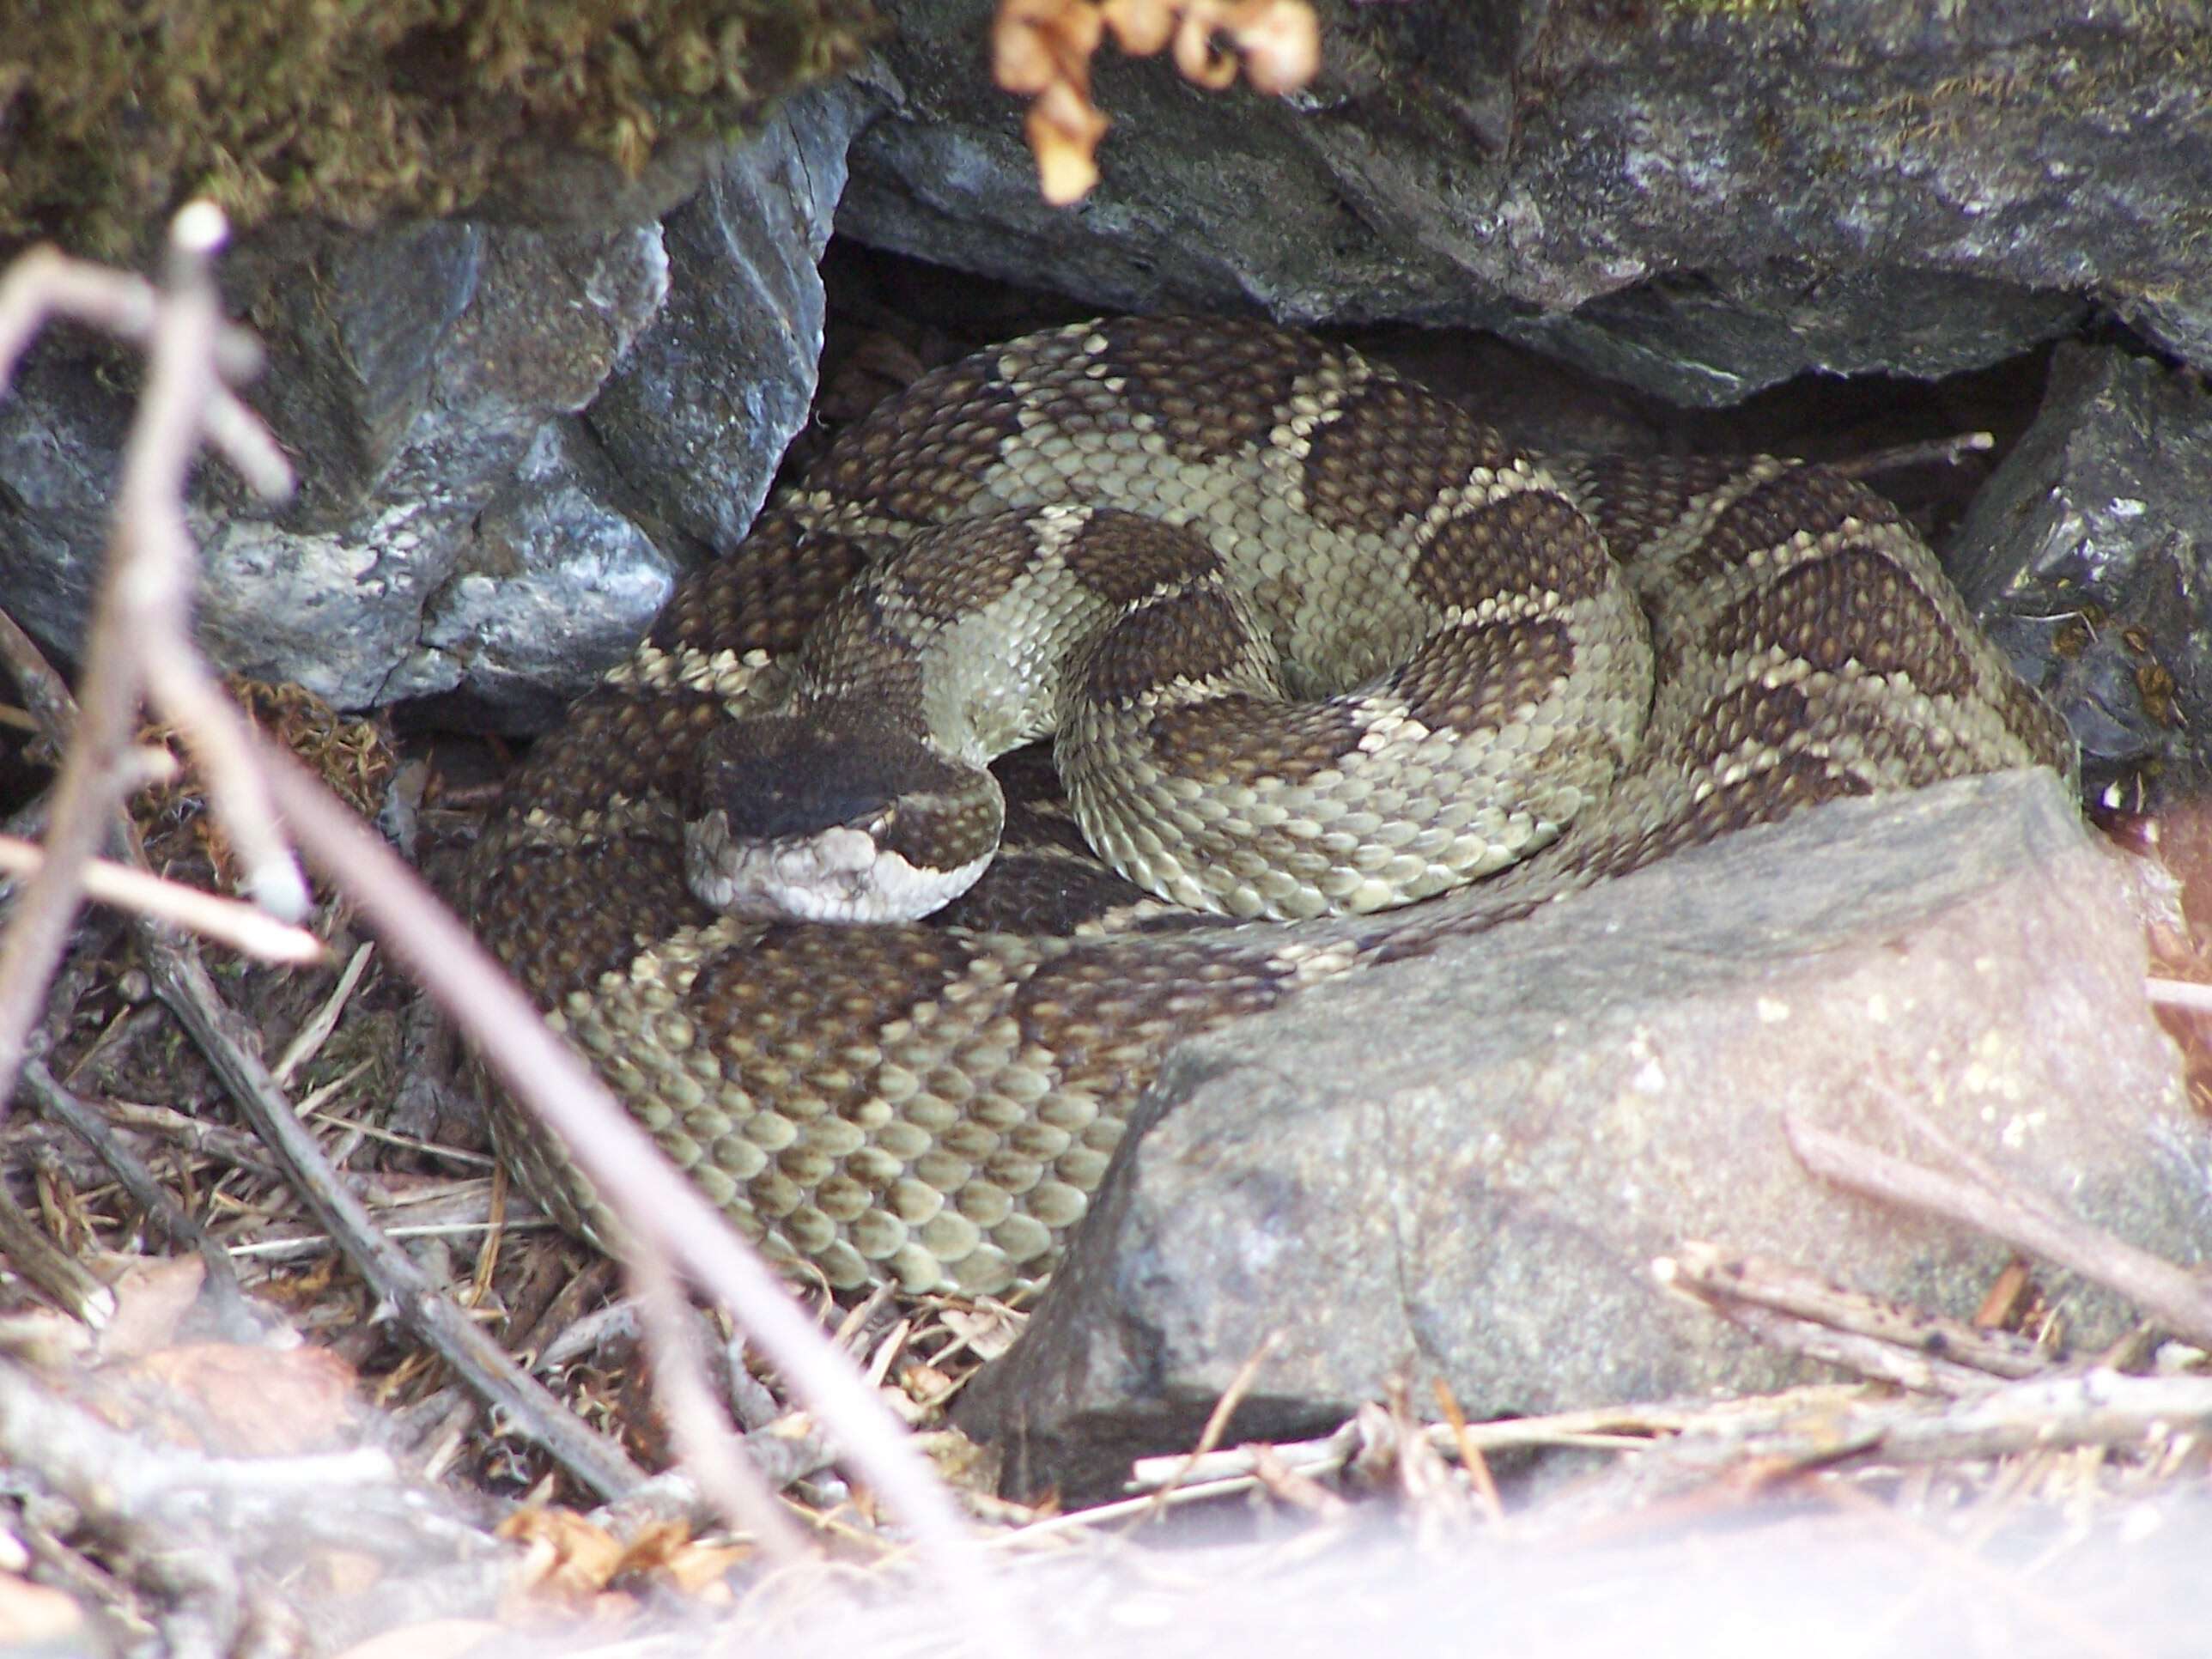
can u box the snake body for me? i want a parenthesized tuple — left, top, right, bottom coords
(465, 315, 2073, 1297)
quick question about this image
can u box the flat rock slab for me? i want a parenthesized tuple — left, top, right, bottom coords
(959, 770, 2209, 1502)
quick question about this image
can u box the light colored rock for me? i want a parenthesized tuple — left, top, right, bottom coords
(958, 770, 2208, 1501)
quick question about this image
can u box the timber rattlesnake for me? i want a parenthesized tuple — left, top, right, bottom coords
(465, 315, 2073, 1297)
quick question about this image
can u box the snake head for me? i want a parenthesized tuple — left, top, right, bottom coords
(684, 706, 1004, 924)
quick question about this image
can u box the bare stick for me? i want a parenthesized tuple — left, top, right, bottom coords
(1431, 1378, 1505, 1527)
(1831, 430, 1994, 478)
(1139, 1328, 1283, 1522)
(270, 942, 375, 1085)
(0, 610, 79, 744)
(1687, 1298, 2002, 1396)
(1122, 1393, 1791, 1494)
(2146, 975, 2212, 1014)
(1870, 1368, 2212, 1465)
(0, 836, 324, 964)
(0, 1178, 115, 1324)
(1785, 1114, 2212, 1349)
(141, 629, 306, 918)
(628, 1248, 813, 1566)
(1656, 1243, 2053, 1381)
(17, 1055, 253, 1330)
(0, 206, 302, 1127)
(0, 1356, 495, 1620)
(142, 933, 647, 1500)
(250, 738, 1004, 1611)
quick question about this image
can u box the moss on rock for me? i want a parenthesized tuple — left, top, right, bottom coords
(0, 0, 880, 256)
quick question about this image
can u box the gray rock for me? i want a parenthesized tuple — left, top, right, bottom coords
(193, 219, 672, 714)
(1950, 343, 2212, 813)
(589, 82, 869, 555)
(957, 770, 2207, 1503)
(412, 422, 682, 731)
(0, 84, 867, 726)
(843, 0, 2203, 401)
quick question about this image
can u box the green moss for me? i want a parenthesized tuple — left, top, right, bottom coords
(0, 0, 881, 258)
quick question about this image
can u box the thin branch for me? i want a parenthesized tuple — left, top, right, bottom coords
(17, 1055, 253, 1332)
(1784, 1112, 2212, 1350)
(0, 1354, 495, 1586)
(1140, 1328, 1282, 1520)
(0, 836, 324, 964)
(2145, 975, 2212, 1014)
(1121, 1395, 1772, 1497)
(270, 941, 375, 1085)
(0, 610, 79, 742)
(141, 933, 647, 1501)
(1655, 1243, 2055, 1385)
(1831, 428, 1994, 479)
(628, 1248, 814, 1566)
(141, 629, 307, 918)
(0, 204, 301, 1129)
(0, 1178, 115, 1325)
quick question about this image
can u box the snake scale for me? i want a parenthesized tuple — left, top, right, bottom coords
(465, 314, 2073, 1298)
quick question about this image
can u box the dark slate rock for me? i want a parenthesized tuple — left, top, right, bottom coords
(958, 769, 2204, 1503)
(588, 82, 870, 555)
(413, 422, 680, 730)
(192, 219, 672, 715)
(843, 0, 2203, 401)
(1950, 343, 2212, 815)
(0, 84, 866, 726)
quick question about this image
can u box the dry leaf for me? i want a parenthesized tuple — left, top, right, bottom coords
(994, 0, 1320, 204)
(497, 1508, 627, 1603)
(94, 1255, 207, 1362)
(939, 1300, 1026, 1361)
(126, 1340, 360, 1455)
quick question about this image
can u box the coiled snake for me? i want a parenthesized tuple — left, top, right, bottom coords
(465, 315, 2072, 1297)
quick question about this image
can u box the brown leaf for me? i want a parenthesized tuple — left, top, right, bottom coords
(497, 1508, 627, 1603)
(123, 1341, 360, 1455)
(94, 1255, 206, 1362)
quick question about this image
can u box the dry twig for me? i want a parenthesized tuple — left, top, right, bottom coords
(0, 835, 323, 965)
(0, 472, 641, 1498)
(1831, 428, 1995, 478)
(0, 207, 302, 1130)
(1784, 1108, 2212, 1350)
(0, 217, 1004, 1622)
(628, 1246, 814, 1565)
(1655, 1242, 2056, 1395)
(0, 1353, 497, 1656)
(15, 1055, 253, 1331)
(1139, 1328, 1282, 1520)
(142, 932, 650, 1500)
